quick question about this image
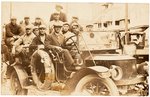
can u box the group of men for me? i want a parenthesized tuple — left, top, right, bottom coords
(3, 4, 83, 71)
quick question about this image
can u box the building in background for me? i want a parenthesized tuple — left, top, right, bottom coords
(1, 2, 149, 32)
(92, 3, 149, 31)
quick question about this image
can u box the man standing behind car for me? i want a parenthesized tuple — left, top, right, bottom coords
(5, 17, 23, 48)
(20, 16, 33, 34)
(50, 4, 67, 22)
(32, 17, 43, 27)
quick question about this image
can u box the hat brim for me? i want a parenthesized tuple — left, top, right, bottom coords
(26, 28, 31, 30)
(11, 18, 17, 20)
(39, 27, 46, 29)
(24, 18, 30, 19)
(54, 26, 62, 28)
(54, 13, 60, 15)
(63, 23, 69, 26)
(86, 25, 93, 27)
(56, 5, 63, 9)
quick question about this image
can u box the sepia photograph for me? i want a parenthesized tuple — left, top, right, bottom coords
(1, 1, 149, 96)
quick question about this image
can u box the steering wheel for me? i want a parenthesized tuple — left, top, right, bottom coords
(65, 35, 80, 54)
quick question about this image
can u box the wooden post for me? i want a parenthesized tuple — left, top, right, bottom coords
(125, 3, 129, 45)
(10, 2, 12, 19)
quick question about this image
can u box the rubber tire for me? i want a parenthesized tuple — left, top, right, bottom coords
(73, 74, 119, 96)
(31, 50, 55, 90)
(10, 71, 28, 95)
(62, 68, 98, 95)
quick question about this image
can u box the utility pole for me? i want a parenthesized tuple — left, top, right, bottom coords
(125, 3, 129, 45)
(10, 2, 12, 19)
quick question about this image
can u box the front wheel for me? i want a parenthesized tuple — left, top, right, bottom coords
(10, 71, 28, 95)
(72, 74, 119, 96)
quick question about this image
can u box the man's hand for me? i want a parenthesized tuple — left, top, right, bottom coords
(54, 46, 63, 52)
(13, 35, 20, 39)
(22, 44, 29, 48)
(11, 46, 16, 55)
(38, 45, 45, 49)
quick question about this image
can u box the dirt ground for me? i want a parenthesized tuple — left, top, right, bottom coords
(1, 79, 61, 95)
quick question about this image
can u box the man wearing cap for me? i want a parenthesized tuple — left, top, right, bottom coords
(62, 22, 70, 34)
(32, 26, 39, 36)
(45, 23, 81, 71)
(70, 22, 81, 35)
(62, 22, 77, 48)
(70, 16, 79, 27)
(49, 12, 63, 34)
(86, 24, 93, 32)
(5, 17, 23, 48)
(20, 16, 33, 34)
(29, 25, 48, 53)
(32, 17, 43, 27)
(70, 16, 83, 32)
(50, 4, 67, 22)
(11, 25, 36, 65)
(62, 22, 83, 64)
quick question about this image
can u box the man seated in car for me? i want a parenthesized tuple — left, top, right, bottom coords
(49, 11, 63, 34)
(5, 17, 23, 49)
(29, 25, 48, 53)
(45, 23, 82, 71)
(11, 25, 36, 65)
(29, 23, 81, 71)
(62, 22, 82, 65)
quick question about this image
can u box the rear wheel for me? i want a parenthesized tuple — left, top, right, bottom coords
(10, 71, 28, 95)
(72, 74, 119, 96)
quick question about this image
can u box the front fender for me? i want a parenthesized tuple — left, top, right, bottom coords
(88, 66, 111, 78)
(13, 65, 29, 88)
(63, 67, 111, 95)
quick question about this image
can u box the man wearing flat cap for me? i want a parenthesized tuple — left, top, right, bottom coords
(32, 17, 43, 27)
(5, 17, 24, 48)
(12, 25, 36, 65)
(62, 22, 70, 34)
(70, 16, 79, 26)
(50, 4, 67, 22)
(45, 23, 82, 71)
(20, 16, 33, 34)
(86, 24, 93, 32)
(70, 16, 83, 32)
(49, 12, 63, 33)
(32, 26, 39, 36)
(62, 22, 82, 63)
(29, 25, 48, 53)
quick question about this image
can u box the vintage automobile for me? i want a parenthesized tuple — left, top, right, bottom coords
(3, 25, 149, 96)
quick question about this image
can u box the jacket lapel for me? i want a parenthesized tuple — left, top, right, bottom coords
(51, 33, 62, 46)
(37, 34, 46, 44)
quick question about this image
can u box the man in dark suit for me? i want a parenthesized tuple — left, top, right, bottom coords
(29, 25, 48, 53)
(45, 23, 81, 71)
(50, 4, 67, 22)
(30, 23, 81, 71)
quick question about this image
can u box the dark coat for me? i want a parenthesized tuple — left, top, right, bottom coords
(29, 34, 49, 52)
(5, 23, 23, 37)
(45, 32, 66, 50)
(30, 32, 66, 53)
(50, 12, 67, 22)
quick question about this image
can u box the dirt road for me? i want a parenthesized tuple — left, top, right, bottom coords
(1, 79, 61, 95)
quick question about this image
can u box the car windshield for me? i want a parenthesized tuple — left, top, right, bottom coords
(79, 31, 119, 51)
